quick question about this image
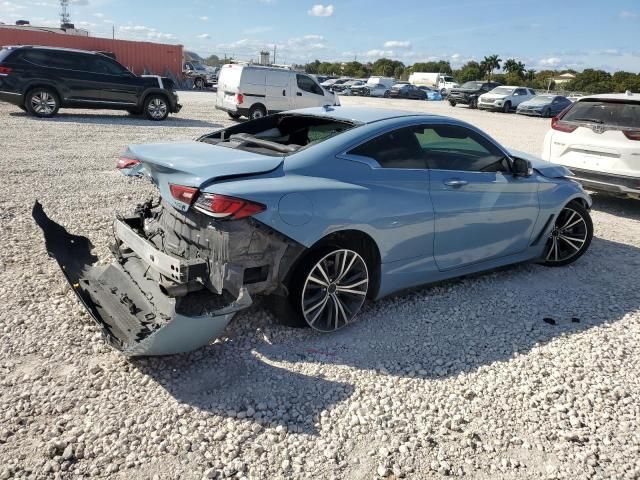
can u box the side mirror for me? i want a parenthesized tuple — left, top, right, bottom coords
(512, 157, 533, 177)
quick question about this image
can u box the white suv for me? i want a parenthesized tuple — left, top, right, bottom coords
(478, 86, 536, 113)
(541, 92, 640, 199)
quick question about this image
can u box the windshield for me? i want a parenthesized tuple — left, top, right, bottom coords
(490, 87, 515, 95)
(529, 95, 554, 103)
(563, 100, 640, 128)
(461, 81, 482, 89)
(199, 113, 359, 156)
(442, 76, 455, 83)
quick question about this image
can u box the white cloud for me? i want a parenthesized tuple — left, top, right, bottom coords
(308, 4, 334, 17)
(242, 25, 274, 34)
(619, 10, 638, 20)
(93, 12, 104, 18)
(119, 25, 176, 41)
(199, 16, 208, 21)
(539, 57, 562, 67)
(70, 0, 89, 5)
(383, 40, 411, 49)
(1, 1, 25, 12)
(364, 49, 393, 58)
(198, 33, 210, 39)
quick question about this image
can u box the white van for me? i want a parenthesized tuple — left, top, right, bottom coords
(215, 64, 340, 120)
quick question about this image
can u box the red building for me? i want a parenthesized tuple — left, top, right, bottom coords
(0, 25, 184, 79)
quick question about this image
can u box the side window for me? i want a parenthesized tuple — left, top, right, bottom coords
(415, 124, 508, 173)
(514, 88, 525, 96)
(90, 56, 126, 75)
(297, 74, 323, 95)
(348, 127, 426, 169)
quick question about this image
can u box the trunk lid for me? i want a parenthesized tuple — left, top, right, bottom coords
(126, 141, 283, 211)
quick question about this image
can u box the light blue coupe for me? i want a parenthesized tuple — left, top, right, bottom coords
(36, 107, 593, 356)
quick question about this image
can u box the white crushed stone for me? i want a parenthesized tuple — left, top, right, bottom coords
(1, 92, 639, 479)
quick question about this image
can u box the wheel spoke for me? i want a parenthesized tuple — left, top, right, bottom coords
(306, 296, 329, 325)
(336, 251, 357, 283)
(545, 239, 556, 260)
(560, 211, 577, 229)
(332, 293, 349, 326)
(304, 294, 328, 316)
(335, 287, 367, 296)
(560, 234, 585, 244)
(337, 278, 368, 290)
(315, 263, 331, 284)
(559, 235, 581, 251)
(307, 275, 329, 287)
(563, 217, 585, 230)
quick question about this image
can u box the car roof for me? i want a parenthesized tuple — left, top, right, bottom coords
(3, 45, 99, 55)
(283, 106, 443, 124)
(577, 92, 639, 103)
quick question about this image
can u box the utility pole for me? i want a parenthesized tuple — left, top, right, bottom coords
(273, 45, 277, 65)
(112, 24, 115, 40)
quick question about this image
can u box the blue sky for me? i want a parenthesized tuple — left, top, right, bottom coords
(2, 0, 640, 72)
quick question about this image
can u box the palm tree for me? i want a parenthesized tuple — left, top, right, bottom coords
(503, 58, 518, 74)
(526, 69, 537, 82)
(482, 54, 502, 81)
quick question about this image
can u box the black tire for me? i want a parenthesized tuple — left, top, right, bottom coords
(194, 78, 204, 90)
(541, 201, 593, 267)
(25, 87, 60, 118)
(469, 98, 478, 109)
(449, 100, 457, 107)
(143, 94, 169, 121)
(440, 88, 447, 96)
(502, 101, 511, 113)
(286, 247, 370, 332)
(248, 104, 267, 120)
(383, 90, 390, 98)
(542, 107, 551, 118)
(227, 112, 242, 120)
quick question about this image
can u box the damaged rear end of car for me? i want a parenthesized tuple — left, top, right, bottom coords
(35, 140, 305, 356)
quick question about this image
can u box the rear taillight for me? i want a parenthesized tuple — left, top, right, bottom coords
(116, 157, 140, 169)
(194, 193, 265, 220)
(551, 105, 577, 133)
(623, 130, 640, 141)
(0, 66, 12, 75)
(169, 184, 198, 206)
(236, 93, 244, 105)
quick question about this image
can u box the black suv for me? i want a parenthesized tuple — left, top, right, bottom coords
(448, 81, 502, 109)
(0, 46, 181, 120)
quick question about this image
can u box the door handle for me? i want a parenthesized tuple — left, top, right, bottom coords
(282, 89, 286, 96)
(296, 92, 302, 96)
(443, 179, 468, 188)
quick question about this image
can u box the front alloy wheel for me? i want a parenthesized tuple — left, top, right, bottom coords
(300, 249, 369, 332)
(145, 96, 169, 121)
(542, 203, 593, 266)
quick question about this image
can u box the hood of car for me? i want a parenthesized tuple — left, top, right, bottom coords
(519, 99, 550, 107)
(450, 87, 481, 94)
(481, 93, 508, 100)
(508, 149, 573, 178)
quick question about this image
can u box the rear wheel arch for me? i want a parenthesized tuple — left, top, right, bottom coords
(24, 83, 61, 102)
(140, 89, 169, 109)
(289, 229, 381, 300)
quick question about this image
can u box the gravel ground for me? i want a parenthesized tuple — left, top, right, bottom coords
(1, 92, 640, 480)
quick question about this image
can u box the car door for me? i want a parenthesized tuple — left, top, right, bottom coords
(420, 123, 540, 271)
(264, 70, 292, 112)
(294, 73, 328, 108)
(342, 126, 434, 263)
(512, 88, 529, 107)
(87, 55, 141, 105)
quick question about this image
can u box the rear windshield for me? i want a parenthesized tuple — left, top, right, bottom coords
(564, 100, 640, 128)
(199, 113, 358, 156)
(0, 48, 15, 63)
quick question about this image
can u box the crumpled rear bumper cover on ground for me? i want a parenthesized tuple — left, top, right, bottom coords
(32, 201, 252, 356)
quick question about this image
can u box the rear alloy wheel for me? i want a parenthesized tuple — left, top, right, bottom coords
(502, 101, 511, 113)
(542, 202, 593, 266)
(249, 104, 267, 120)
(383, 90, 390, 98)
(299, 249, 369, 332)
(25, 88, 59, 118)
(194, 78, 204, 89)
(144, 95, 169, 121)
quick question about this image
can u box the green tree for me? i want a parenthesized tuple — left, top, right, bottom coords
(454, 61, 483, 83)
(566, 69, 613, 94)
(202, 54, 221, 66)
(503, 58, 526, 78)
(372, 58, 405, 77)
(480, 54, 502, 81)
(409, 61, 452, 74)
(526, 69, 536, 82)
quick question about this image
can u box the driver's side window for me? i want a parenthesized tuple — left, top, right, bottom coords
(297, 74, 323, 95)
(415, 124, 508, 173)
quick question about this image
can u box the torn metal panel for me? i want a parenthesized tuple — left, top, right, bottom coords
(32, 201, 251, 356)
